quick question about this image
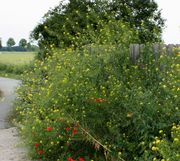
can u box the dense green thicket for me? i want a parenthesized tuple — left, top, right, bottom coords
(13, 1, 179, 160)
(14, 41, 179, 160)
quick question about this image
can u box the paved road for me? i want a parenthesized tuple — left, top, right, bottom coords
(0, 77, 21, 129)
(0, 77, 33, 161)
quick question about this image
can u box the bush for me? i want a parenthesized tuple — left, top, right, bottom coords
(0, 63, 32, 76)
(14, 44, 180, 161)
(147, 123, 180, 161)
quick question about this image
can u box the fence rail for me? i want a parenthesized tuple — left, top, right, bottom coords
(130, 44, 180, 63)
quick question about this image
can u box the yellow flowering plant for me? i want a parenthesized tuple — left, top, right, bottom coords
(13, 18, 180, 161)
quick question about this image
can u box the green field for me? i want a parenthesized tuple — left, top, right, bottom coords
(0, 52, 36, 65)
(0, 52, 36, 79)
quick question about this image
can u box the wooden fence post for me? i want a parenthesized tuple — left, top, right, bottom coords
(130, 44, 140, 63)
(153, 44, 160, 60)
(130, 43, 178, 63)
(167, 44, 174, 55)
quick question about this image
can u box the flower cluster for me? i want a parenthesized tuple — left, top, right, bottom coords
(67, 157, 85, 161)
(66, 127, 78, 135)
(151, 123, 180, 161)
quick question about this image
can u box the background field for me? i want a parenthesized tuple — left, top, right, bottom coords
(0, 52, 36, 65)
(0, 52, 36, 79)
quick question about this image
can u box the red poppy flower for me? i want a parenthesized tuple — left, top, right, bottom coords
(38, 150, 43, 155)
(67, 157, 75, 161)
(66, 127, 71, 132)
(95, 98, 105, 103)
(72, 129, 77, 135)
(79, 157, 85, 161)
(46, 127, 53, 132)
(35, 143, 39, 149)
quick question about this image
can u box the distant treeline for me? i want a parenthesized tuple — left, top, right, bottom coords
(0, 45, 39, 52)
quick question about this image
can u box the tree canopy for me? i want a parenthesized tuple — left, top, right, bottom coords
(19, 38, 27, 48)
(7, 37, 15, 47)
(31, 0, 165, 51)
(0, 38, 2, 48)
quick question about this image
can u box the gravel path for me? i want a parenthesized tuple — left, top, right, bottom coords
(0, 77, 31, 161)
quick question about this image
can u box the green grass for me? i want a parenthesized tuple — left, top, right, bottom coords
(0, 52, 36, 79)
(0, 71, 22, 79)
(0, 52, 36, 66)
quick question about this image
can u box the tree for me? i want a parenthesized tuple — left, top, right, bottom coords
(31, 0, 103, 50)
(0, 38, 2, 48)
(31, 0, 164, 50)
(19, 38, 27, 48)
(7, 37, 15, 47)
(26, 42, 39, 51)
(108, 0, 165, 43)
(27, 42, 31, 50)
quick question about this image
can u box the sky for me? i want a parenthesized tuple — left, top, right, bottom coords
(156, 0, 180, 44)
(0, 0, 60, 46)
(0, 0, 180, 46)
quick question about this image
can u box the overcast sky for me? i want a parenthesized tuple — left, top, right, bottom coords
(156, 0, 180, 44)
(0, 0, 180, 46)
(0, 0, 60, 46)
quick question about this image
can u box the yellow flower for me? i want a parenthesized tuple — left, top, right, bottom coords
(62, 78, 68, 84)
(174, 138, 179, 142)
(28, 93, 33, 97)
(152, 146, 158, 151)
(172, 125, 176, 130)
(127, 112, 133, 118)
(155, 139, 161, 144)
(162, 85, 166, 88)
